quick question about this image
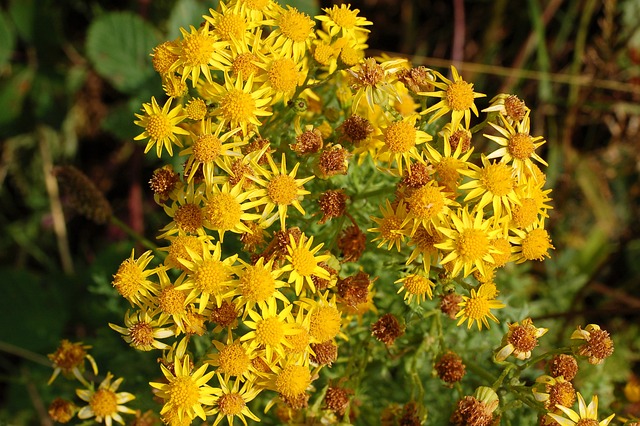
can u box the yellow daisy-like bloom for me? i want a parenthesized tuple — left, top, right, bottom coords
(256, 51, 305, 106)
(209, 375, 261, 426)
(420, 66, 486, 130)
(437, 207, 502, 278)
(180, 118, 243, 185)
(455, 283, 506, 330)
(224, 29, 268, 83)
(207, 72, 273, 136)
(205, 2, 255, 42)
(152, 269, 198, 335)
(151, 41, 179, 75)
(48, 340, 99, 386)
(171, 24, 228, 87)
(300, 292, 343, 343)
(460, 154, 520, 219)
(134, 96, 189, 158)
(424, 128, 474, 194)
(158, 182, 208, 239)
(395, 273, 435, 305)
(482, 93, 530, 123)
(241, 300, 300, 361)
(533, 375, 576, 411)
(316, 4, 372, 39)
(349, 57, 407, 113)
(112, 249, 159, 307)
(208, 338, 255, 380)
(178, 241, 241, 314)
(405, 180, 458, 234)
(272, 362, 312, 399)
(485, 112, 548, 180)
(161, 73, 189, 98)
(266, 6, 315, 61)
(161, 234, 210, 272)
(368, 199, 410, 252)
(232, 0, 281, 21)
(184, 97, 208, 121)
(109, 310, 174, 351)
(76, 372, 136, 426)
(202, 181, 261, 242)
(495, 318, 548, 361)
(376, 115, 432, 176)
(510, 219, 554, 264)
(282, 233, 332, 296)
(150, 355, 216, 422)
(246, 153, 313, 230)
(235, 256, 288, 316)
(547, 393, 615, 426)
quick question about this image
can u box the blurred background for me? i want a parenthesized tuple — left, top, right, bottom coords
(1, 0, 639, 423)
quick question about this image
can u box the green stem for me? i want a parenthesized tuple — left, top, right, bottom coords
(109, 216, 160, 255)
(0, 341, 51, 367)
(492, 364, 515, 390)
(516, 347, 571, 372)
(350, 186, 393, 202)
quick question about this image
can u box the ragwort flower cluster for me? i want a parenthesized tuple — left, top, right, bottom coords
(107, 0, 562, 423)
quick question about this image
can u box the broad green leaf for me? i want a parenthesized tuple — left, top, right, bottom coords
(86, 12, 160, 94)
(0, 10, 16, 68)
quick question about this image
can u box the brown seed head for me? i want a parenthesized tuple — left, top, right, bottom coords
(325, 386, 350, 417)
(371, 313, 405, 346)
(398, 66, 435, 93)
(48, 398, 76, 423)
(210, 301, 238, 329)
(440, 293, 463, 319)
(310, 262, 337, 291)
(54, 166, 112, 224)
(292, 128, 323, 154)
(341, 115, 374, 143)
(435, 352, 466, 385)
(449, 128, 472, 153)
(504, 95, 527, 122)
(450, 396, 494, 426)
(546, 380, 576, 410)
(337, 225, 367, 263)
(240, 222, 267, 253)
(310, 340, 338, 366)
(508, 323, 539, 353)
(242, 137, 272, 164)
(281, 392, 309, 410)
(579, 328, 615, 365)
(337, 271, 371, 307)
(318, 145, 349, 178)
(351, 57, 385, 88)
(318, 190, 348, 224)
(228, 159, 255, 190)
(400, 162, 433, 189)
(548, 354, 578, 381)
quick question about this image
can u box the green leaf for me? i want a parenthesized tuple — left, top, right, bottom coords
(0, 10, 15, 69)
(86, 12, 161, 94)
(0, 67, 34, 136)
(167, 0, 210, 40)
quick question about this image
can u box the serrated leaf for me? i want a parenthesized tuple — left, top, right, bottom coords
(167, 0, 210, 40)
(0, 11, 16, 68)
(86, 12, 160, 94)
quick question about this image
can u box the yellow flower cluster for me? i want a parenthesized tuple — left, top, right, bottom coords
(120, 0, 558, 423)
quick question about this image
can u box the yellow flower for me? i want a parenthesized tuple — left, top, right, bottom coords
(282, 233, 332, 296)
(246, 153, 313, 230)
(395, 273, 435, 305)
(76, 373, 136, 426)
(459, 154, 520, 219)
(205, 2, 253, 42)
(376, 114, 432, 176)
(368, 199, 410, 252)
(437, 207, 502, 279)
(405, 224, 444, 275)
(112, 249, 159, 307)
(405, 181, 458, 234)
(420, 66, 485, 129)
(207, 72, 273, 136)
(424, 127, 474, 194)
(533, 375, 576, 411)
(180, 118, 243, 185)
(134, 96, 189, 157)
(177, 240, 241, 314)
(266, 6, 315, 61)
(109, 310, 174, 351)
(300, 291, 344, 343)
(202, 181, 261, 241)
(271, 362, 312, 399)
(158, 182, 208, 239)
(316, 4, 372, 39)
(207, 338, 256, 380)
(209, 375, 261, 426)
(224, 29, 269, 83)
(349, 57, 407, 113)
(256, 51, 305, 105)
(455, 283, 505, 330)
(485, 112, 548, 181)
(509, 219, 554, 264)
(150, 355, 216, 422)
(241, 300, 300, 361)
(235, 256, 289, 316)
(231, 0, 281, 21)
(570, 324, 614, 365)
(495, 318, 548, 361)
(48, 340, 99, 387)
(547, 393, 615, 426)
(172, 24, 227, 87)
(152, 269, 196, 334)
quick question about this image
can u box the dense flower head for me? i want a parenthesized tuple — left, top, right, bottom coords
(120, 1, 560, 424)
